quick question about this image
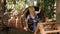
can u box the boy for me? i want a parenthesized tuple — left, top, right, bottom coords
(25, 6, 41, 32)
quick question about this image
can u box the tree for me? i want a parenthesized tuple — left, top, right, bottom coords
(0, 0, 6, 17)
(56, 0, 60, 23)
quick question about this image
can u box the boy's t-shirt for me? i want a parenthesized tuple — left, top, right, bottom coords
(27, 11, 39, 20)
(27, 11, 41, 24)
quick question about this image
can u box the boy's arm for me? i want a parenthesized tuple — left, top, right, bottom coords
(35, 7, 41, 14)
(39, 6, 41, 13)
(24, 15, 29, 31)
(24, 19, 28, 31)
(25, 15, 29, 28)
(25, 19, 28, 29)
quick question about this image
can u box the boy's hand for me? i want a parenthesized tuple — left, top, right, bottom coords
(24, 26, 28, 31)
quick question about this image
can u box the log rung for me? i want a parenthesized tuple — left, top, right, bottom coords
(38, 22, 56, 25)
(45, 30, 60, 33)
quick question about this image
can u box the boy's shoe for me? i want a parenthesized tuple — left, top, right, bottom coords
(28, 29, 34, 33)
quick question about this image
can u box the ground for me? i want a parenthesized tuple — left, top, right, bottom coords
(0, 28, 33, 34)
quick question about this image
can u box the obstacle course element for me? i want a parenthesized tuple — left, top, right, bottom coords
(34, 22, 60, 34)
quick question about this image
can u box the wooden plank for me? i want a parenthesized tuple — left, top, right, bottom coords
(45, 30, 60, 33)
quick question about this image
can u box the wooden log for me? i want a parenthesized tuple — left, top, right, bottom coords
(39, 23, 46, 34)
(38, 22, 56, 25)
(45, 30, 60, 33)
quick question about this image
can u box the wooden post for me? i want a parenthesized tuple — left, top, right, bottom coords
(39, 23, 46, 34)
(34, 23, 40, 34)
(34, 23, 46, 34)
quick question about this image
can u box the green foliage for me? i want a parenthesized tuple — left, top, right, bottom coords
(37, 0, 55, 19)
(7, 0, 56, 19)
(8, 0, 13, 2)
(44, 0, 55, 18)
(25, 0, 27, 4)
(7, 0, 26, 11)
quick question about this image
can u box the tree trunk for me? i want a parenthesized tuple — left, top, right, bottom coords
(0, 0, 6, 17)
(56, 0, 60, 23)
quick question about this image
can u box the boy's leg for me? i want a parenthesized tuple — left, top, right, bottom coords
(34, 23, 39, 34)
(33, 22, 36, 31)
